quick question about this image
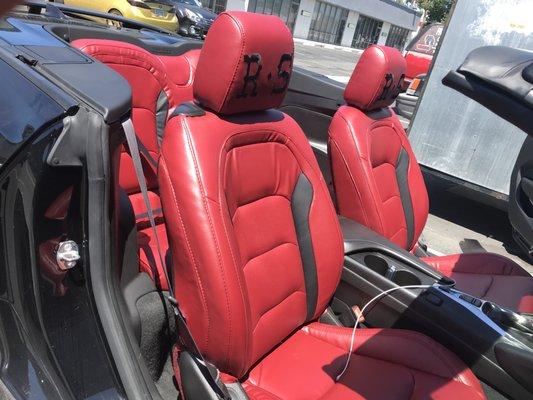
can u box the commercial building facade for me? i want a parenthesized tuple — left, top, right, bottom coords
(202, 0, 422, 51)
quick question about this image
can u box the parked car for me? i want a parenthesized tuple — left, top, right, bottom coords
(403, 22, 443, 88)
(2, 2, 533, 400)
(172, 0, 216, 38)
(58, 0, 179, 31)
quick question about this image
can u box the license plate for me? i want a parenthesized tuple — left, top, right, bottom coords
(153, 8, 166, 17)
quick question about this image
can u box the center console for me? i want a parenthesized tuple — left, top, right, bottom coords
(333, 217, 533, 399)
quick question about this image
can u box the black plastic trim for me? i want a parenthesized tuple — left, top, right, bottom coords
(156, 90, 169, 148)
(173, 101, 206, 117)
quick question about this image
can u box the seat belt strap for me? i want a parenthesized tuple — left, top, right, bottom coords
(123, 119, 166, 280)
(121, 119, 230, 400)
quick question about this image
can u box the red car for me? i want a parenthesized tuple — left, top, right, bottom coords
(403, 22, 444, 87)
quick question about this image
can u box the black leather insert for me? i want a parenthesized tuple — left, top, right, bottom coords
(291, 173, 318, 320)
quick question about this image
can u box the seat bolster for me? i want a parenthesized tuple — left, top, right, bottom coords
(303, 323, 482, 391)
(158, 116, 251, 377)
(422, 252, 530, 277)
(328, 107, 385, 236)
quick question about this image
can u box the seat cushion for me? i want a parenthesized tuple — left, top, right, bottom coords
(423, 252, 533, 313)
(243, 323, 485, 400)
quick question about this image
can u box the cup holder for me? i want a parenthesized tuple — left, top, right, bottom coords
(391, 270, 421, 286)
(363, 254, 389, 276)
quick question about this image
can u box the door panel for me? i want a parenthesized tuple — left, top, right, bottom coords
(510, 136, 533, 259)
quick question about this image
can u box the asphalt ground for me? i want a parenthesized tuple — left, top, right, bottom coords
(293, 41, 533, 274)
(294, 41, 361, 82)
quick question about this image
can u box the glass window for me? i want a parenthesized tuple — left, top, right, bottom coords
(385, 25, 411, 51)
(352, 14, 382, 50)
(201, 0, 227, 13)
(248, 0, 301, 32)
(307, 0, 348, 45)
(406, 23, 444, 56)
(0, 60, 63, 166)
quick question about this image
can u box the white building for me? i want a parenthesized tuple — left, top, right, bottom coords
(203, 0, 422, 50)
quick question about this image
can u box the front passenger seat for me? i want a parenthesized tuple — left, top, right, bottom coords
(328, 45, 533, 313)
(158, 12, 485, 399)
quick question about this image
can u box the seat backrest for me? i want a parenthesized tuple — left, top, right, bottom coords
(158, 12, 343, 378)
(72, 39, 199, 226)
(329, 45, 429, 251)
(73, 39, 199, 288)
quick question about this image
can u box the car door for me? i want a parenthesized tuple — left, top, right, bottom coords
(0, 45, 126, 398)
(509, 137, 533, 260)
(442, 45, 533, 260)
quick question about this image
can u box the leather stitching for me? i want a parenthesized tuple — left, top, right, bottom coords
(304, 324, 472, 385)
(329, 137, 371, 226)
(182, 117, 234, 369)
(336, 110, 386, 234)
(243, 242, 299, 268)
(219, 13, 246, 112)
(160, 157, 211, 348)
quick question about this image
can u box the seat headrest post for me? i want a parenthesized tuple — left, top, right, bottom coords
(193, 11, 294, 115)
(344, 45, 406, 111)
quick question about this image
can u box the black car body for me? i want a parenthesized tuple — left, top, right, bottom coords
(172, 0, 216, 38)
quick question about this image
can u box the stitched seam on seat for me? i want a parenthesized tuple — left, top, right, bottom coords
(243, 383, 284, 400)
(305, 326, 469, 384)
(389, 226, 407, 242)
(182, 118, 234, 368)
(221, 124, 344, 305)
(480, 276, 494, 298)
(217, 160, 252, 376)
(214, 196, 251, 375)
(231, 194, 292, 219)
(338, 111, 386, 235)
(252, 290, 306, 334)
(382, 194, 401, 204)
(219, 14, 246, 112)
(243, 242, 298, 268)
(160, 158, 210, 348)
(365, 46, 389, 109)
(87, 48, 167, 87)
(280, 132, 345, 307)
(329, 137, 371, 227)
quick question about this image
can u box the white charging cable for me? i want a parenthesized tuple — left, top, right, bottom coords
(335, 284, 434, 381)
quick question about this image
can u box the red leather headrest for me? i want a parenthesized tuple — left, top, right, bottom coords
(193, 11, 294, 115)
(344, 45, 406, 111)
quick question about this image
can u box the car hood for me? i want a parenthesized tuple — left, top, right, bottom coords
(179, 5, 217, 19)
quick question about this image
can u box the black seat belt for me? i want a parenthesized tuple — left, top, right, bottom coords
(122, 119, 230, 400)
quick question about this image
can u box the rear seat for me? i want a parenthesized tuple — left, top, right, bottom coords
(72, 39, 199, 289)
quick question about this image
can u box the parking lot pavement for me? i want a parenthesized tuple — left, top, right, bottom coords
(294, 41, 360, 83)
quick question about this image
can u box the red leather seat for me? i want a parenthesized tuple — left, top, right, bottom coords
(158, 12, 485, 399)
(328, 45, 533, 313)
(72, 39, 199, 289)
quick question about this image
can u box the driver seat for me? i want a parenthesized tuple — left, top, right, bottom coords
(158, 12, 485, 399)
(328, 45, 533, 313)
